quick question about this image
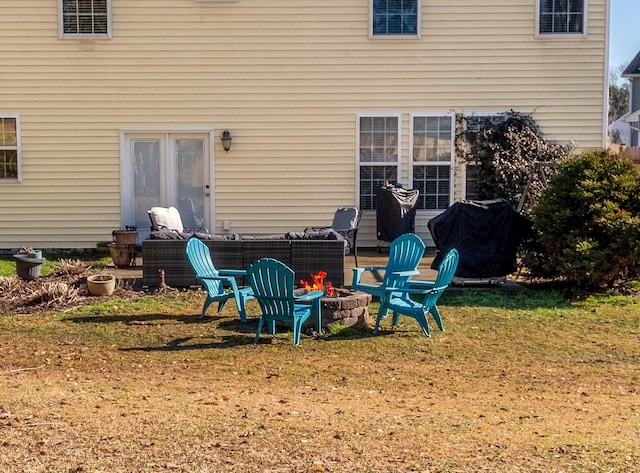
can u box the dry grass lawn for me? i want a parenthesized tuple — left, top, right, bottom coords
(1, 287, 639, 472)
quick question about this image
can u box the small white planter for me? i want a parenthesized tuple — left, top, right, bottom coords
(87, 274, 116, 296)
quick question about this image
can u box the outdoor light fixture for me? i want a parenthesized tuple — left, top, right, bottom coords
(221, 130, 232, 152)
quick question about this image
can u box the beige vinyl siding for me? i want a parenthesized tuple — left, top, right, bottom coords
(0, 0, 607, 249)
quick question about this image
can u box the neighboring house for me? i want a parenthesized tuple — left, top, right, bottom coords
(608, 117, 632, 146)
(1, 0, 610, 250)
(622, 50, 640, 146)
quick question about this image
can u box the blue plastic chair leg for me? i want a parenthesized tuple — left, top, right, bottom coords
(254, 319, 264, 344)
(234, 293, 247, 323)
(415, 312, 431, 337)
(202, 296, 227, 318)
(429, 306, 444, 331)
(293, 319, 302, 346)
(373, 301, 389, 334)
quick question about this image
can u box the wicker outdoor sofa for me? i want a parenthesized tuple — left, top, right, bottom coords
(141, 206, 346, 288)
(142, 235, 346, 288)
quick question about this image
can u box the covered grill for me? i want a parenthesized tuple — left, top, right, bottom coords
(428, 199, 530, 279)
(376, 184, 419, 244)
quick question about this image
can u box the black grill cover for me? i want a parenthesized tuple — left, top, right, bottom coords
(376, 185, 419, 242)
(428, 199, 530, 278)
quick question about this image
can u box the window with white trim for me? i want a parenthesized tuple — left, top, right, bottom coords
(371, 0, 420, 37)
(0, 115, 21, 181)
(411, 114, 454, 210)
(537, 0, 585, 35)
(462, 113, 507, 200)
(60, 0, 111, 38)
(358, 114, 401, 211)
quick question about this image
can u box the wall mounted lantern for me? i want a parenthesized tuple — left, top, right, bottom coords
(221, 130, 232, 152)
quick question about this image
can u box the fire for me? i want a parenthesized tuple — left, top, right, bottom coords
(300, 270, 335, 297)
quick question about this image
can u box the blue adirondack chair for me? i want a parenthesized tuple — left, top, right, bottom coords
(186, 237, 254, 322)
(351, 233, 426, 319)
(247, 258, 324, 346)
(374, 248, 459, 336)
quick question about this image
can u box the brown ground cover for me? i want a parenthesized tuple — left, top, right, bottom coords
(1, 278, 639, 472)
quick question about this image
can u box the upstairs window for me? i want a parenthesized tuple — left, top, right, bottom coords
(60, 0, 111, 38)
(0, 116, 21, 181)
(538, 0, 585, 35)
(371, 0, 420, 37)
(358, 114, 401, 211)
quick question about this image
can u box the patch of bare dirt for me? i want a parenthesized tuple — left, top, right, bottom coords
(1, 276, 639, 472)
(0, 264, 142, 315)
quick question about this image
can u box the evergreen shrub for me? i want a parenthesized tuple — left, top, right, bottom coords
(525, 149, 640, 288)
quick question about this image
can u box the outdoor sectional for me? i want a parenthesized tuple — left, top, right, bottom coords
(142, 233, 346, 288)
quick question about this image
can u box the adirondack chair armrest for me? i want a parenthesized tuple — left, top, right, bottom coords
(353, 265, 386, 275)
(405, 280, 436, 289)
(389, 269, 420, 277)
(197, 275, 237, 284)
(218, 269, 247, 277)
(352, 265, 387, 286)
(295, 290, 324, 301)
(384, 285, 444, 296)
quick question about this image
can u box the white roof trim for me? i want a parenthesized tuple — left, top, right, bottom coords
(622, 109, 640, 130)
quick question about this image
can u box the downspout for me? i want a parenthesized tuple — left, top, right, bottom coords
(603, 0, 611, 149)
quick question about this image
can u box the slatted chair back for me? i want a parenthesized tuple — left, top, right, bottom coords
(248, 258, 296, 321)
(382, 233, 426, 288)
(247, 258, 323, 346)
(186, 238, 224, 295)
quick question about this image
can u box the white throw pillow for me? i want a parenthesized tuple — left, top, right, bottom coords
(149, 206, 184, 233)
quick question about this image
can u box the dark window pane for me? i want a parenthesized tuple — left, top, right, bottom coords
(79, 16, 93, 33)
(0, 150, 18, 179)
(1, 117, 19, 179)
(412, 165, 450, 210)
(465, 164, 480, 201)
(373, 0, 418, 35)
(62, 0, 108, 35)
(360, 165, 397, 210)
(78, 0, 92, 13)
(539, 0, 583, 34)
(360, 116, 399, 164)
(94, 16, 108, 34)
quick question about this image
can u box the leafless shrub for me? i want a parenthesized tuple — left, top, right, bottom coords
(55, 259, 91, 277)
(32, 282, 82, 307)
(0, 276, 28, 297)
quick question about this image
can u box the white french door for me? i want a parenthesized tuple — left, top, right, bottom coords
(121, 131, 214, 240)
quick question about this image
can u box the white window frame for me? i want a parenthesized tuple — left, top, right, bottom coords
(409, 112, 455, 212)
(58, 0, 112, 39)
(357, 113, 402, 211)
(0, 114, 22, 183)
(535, 0, 587, 37)
(370, 0, 422, 39)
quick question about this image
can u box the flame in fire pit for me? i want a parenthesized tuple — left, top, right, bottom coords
(300, 270, 335, 297)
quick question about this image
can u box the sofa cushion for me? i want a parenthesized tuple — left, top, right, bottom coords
(285, 230, 344, 241)
(149, 206, 184, 233)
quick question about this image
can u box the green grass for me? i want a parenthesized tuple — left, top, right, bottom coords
(0, 252, 111, 277)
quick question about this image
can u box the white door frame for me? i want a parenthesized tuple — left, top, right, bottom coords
(120, 129, 216, 239)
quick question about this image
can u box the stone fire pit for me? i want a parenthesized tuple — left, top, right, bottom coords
(319, 288, 371, 327)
